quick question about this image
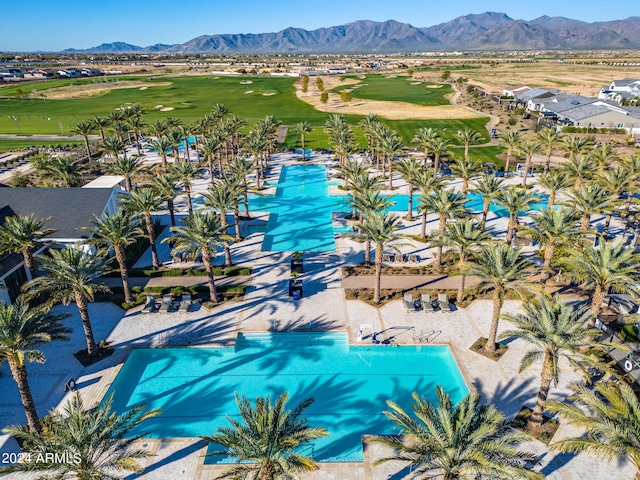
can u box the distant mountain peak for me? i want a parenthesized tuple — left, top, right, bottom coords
(59, 13, 640, 54)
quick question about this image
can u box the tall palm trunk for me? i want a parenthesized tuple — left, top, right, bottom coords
(530, 351, 553, 428)
(145, 213, 160, 269)
(504, 150, 512, 174)
(435, 216, 446, 268)
(232, 203, 242, 240)
(202, 247, 218, 303)
(220, 214, 233, 266)
(603, 213, 613, 235)
(74, 290, 97, 356)
(374, 245, 383, 303)
(591, 285, 605, 321)
(22, 248, 37, 279)
(457, 254, 466, 303)
(8, 360, 42, 433)
(83, 136, 91, 161)
(581, 214, 591, 231)
(184, 139, 191, 162)
(167, 198, 176, 227)
(548, 192, 556, 210)
(114, 245, 132, 303)
(542, 244, 555, 281)
(420, 211, 428, 240)
(124, 177, 133, 192)
(433, 153, 441, 177)
(185, 185, 193, 214)
(387, 158, 393, 189)
(161, 152, 167, 171)
(506, 215, 516, 245)
(481, 199, 490, 229)
(485, 290, 503, 353)
(521, 155, 532, 186)
(242, 178, 250, 218)
(406, 186, 413, 220)
(364, 240, 372, 264)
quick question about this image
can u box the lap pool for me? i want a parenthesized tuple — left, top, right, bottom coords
(106, 332, 468, 462)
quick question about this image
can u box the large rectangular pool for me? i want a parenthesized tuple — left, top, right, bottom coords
(106, 332, 468, 463)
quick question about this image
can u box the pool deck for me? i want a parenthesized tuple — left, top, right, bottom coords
(0, 153, 636, 479)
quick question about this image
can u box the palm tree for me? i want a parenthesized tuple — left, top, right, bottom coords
(108, 153, 144, 192)
(537, 169, 570, 210)
(598, 168, 631, 235)
(204, 182, 237, 266)
(91, 116, 110, 143)
(495, 187, 539, 245)
(101, 134, 124, 162)
(152, 173, 182, 227)
(516, 140, 542, 186)
(547, 381, 640, 478)
(560, 154, 594, 191)
(228, 156, 255, 218)
(127, 115, 147, 156)
(425, 189, 467, 268)
(564, 183, 612, 231)
(198, 134, 224, 183)
(432, 218, 492, 302)
(164, 211, 232, 303)
(356, 189, 394, 264)
(243, 131, 268, 189)
(347, 212, 403, 303)
(500, 296, 604, 429)
(471, 174, 504, 228)
(562, 135, 593, 160)
(292, 121, 313, 160)
(40, 157, 83, 187)
(412, 127, 439, 166)
(536, 128, 563, 174)
(0, 299, 70, 433)
(590, 143, 618, 172)
(123, 188, 162, 269)
(395, 157, 422, 219)
(521, 208, 582, 280)
(0, 214, 54, 279)
(71, 120, 95, 160)
(148, 136, 173, 170)
(370, 386, 542, 480)
(451, 156, 482, 196)
(464, 243, 537, 353)
(2, 392, 160, 478)
(457, 128, 483, 161)
(430, 137, 451, 176)
(559, 240, 640, 319)
(204, 392, 328, 480)
(499, 130, 522, 174)
(85, 210, 143, 303)
(416, 172, 445, 240)
(170, 161, 197, 215)
(26, 247, 110, 357)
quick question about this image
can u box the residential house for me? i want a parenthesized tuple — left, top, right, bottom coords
(514, 88, 563, 111)
(502, 85, 531, 97)
(0, 188, 127, 305)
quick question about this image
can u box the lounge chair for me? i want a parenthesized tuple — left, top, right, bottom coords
(179, 294, 192, 313)
(382, 254, 392, 263)
(438, 293, 452, 312)
(408, 254, 419, 263)
(158, 295, 174, 314)
(403, 293, 417, 312)
(421, 293, 435, 312)
(141, 296, 157, 314)
(394, 254, 404, 264)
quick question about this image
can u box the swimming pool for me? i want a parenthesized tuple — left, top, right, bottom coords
(248, 165, 351, 252)
(106, 332, 468, 463)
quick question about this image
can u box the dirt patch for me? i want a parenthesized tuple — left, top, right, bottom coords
(32, 81, 172, 100)
(295, 76, 484, 120)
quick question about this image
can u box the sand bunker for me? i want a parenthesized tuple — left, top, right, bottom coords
(262, 92, 276, 96)
(139, 86, 148, 90)
(239, 80, 253, 84)
(295, 75, 484, 121)
(154, 105, 163, 109)
(160, 107, 174, 111)
(32, 81, 172, 100)
(244, 90, 254, 94)
(410, 82, 421, 85)
(425, 85, 443, 89)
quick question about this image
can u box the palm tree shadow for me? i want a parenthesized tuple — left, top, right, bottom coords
(472, 376, 536, 418)
(538, 450, 579, 477)
(125, 439, 207, 479)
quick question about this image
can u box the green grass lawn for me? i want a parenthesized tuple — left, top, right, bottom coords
(285, 119, 494, 151)
(0, 140, 82, 153)
(331, 75, 452, 106)
(0, 75, 489, 145)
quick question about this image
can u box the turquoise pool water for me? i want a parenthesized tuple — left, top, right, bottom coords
(248, 165, 351, 252)
(106, 332, 468, 463)
(246, 165, 549, 252)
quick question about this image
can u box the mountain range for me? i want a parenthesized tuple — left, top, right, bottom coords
(63, 12, 640, 54)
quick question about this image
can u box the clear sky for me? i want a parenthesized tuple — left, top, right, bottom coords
(2, 0, 637, 52)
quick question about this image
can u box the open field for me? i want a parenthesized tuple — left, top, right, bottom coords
(0, 74, 490, 142)
(415, 61, 640, 96)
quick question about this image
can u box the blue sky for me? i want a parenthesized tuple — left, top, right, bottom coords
(2, 0, 636, 52)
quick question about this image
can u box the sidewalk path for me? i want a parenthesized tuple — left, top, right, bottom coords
(101, 275, 250, 289)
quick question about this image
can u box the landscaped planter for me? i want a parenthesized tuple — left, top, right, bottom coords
(290, 259, 304, 274)
(288, 279, 303, 298)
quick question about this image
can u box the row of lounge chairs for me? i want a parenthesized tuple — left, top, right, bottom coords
(404, 293, 451, 312)
(142, 294, 193, 314)
(383, 254, 421, 264)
